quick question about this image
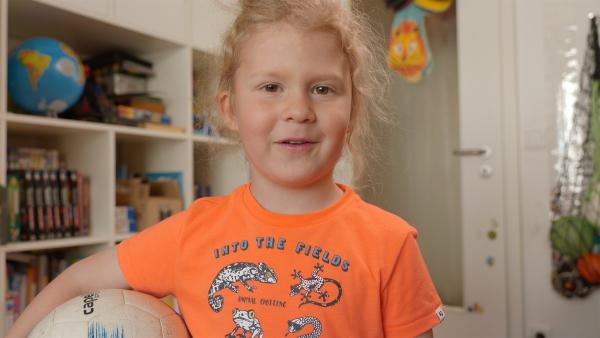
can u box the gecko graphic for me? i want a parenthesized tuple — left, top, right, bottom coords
(289, 263, 342, 308)
(208, 262, 277, 312)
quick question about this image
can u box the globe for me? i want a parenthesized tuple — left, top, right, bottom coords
(8, 37, 85, 116)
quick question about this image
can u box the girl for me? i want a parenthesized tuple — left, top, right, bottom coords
(7, 1, 443, 337)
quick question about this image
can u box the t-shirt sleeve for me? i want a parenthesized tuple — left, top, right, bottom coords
(116, 210, 187, 298)
(381, 228, 445, 337)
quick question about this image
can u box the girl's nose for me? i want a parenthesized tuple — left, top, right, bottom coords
(283, 91, 316, 123)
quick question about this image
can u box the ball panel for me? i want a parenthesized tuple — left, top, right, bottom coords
(160, 313, 191, 338)
(53, 290, 124, 322)
(27, 310, 55, 338)
(30, 321, 89, 338)
(122, 289, 174, 318)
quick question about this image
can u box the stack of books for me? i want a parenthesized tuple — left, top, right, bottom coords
(4, 147, 91, 242)
(5, 252, 81, 328)
(86, 51, 181, 133)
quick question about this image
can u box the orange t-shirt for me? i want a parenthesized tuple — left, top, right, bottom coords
(117, 183, 444, 337)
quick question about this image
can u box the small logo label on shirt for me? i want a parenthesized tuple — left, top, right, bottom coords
(435, 306, 446, 322)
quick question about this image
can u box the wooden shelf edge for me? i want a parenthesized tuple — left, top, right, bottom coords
(114, 232, 138, 242)
(192, 133, 237, 146)
(2, 236, 111, 253)
(7, 112, 188, 141)
(6, 112, 107, 133)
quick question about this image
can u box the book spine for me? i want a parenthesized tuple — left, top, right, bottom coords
(33, 171, 46, 240)
(70, 171, 80, 237)
(59, 170, 72, 237)
(26, 262, 38, 305)
(42, 171, 55, 239)
(6, 173, 20, 242)
(50, 171, 63, 238)
(83, 175, 91, 235)
(18, 171, 29, 241)
(24, 170, 36, 241)
(37, 254, 49, 291)
(76, 172, 84, 236)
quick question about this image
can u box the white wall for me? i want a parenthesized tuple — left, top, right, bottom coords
(517, 1, 600, 338)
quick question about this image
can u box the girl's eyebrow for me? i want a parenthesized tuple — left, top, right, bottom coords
(247, 71, 286, 80)
(247, 70, 346, 84)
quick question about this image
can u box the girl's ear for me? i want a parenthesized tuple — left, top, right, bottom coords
(217, 90, 239, 131)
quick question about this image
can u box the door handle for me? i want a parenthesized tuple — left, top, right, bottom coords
(452, 146, 491, 158)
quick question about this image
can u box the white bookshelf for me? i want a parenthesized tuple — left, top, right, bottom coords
(0, 0, 248, 334)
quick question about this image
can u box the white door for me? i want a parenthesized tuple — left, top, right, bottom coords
(434, 0, 511, 336)
(360, 0, 517, 337)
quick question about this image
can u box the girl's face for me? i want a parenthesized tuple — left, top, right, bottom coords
(219, 22, 352, 188)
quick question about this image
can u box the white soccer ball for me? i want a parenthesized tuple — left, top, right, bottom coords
(28, 289, 190, 338)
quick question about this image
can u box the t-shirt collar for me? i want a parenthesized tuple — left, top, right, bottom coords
(239, 182, 357, 227)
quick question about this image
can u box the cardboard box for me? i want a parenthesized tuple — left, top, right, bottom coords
(116, 178, 148, 206)
(116, 179, 182, 231)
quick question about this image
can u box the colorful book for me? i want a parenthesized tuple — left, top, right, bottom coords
(59, 170, 72, 238)
(0, 184, 7, 244)
(50, 171, 63, 238)
(6, 174, 20, 242)
(42, 171, 55, 238)
(24, 170, 36, 241)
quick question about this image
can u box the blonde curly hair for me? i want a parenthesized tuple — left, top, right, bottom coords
(215, 0, 389, 184)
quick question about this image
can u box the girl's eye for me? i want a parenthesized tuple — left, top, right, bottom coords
(313, 85, 333, 95)
(262, 83, 280, 92)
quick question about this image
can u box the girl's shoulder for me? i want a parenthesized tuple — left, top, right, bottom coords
(345, 196, 418, 239)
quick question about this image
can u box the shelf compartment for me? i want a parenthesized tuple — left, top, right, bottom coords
(4, 242, 110, 330)
(7, 123, 112, 238)
(193, 144, 248, 198)
(192, 49, 228, 141)
(3, 236, 110, 253)
(7, 1, 192, 136)
(139, 46, 192, 132)
(7, 0, 183, 56)
(115, 136, 192, 206)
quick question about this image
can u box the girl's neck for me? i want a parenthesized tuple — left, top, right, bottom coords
(249, 176, 343, 215)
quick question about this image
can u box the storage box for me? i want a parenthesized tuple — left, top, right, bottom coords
(97, 73, 147, 96)
(116, 179, 182, 231)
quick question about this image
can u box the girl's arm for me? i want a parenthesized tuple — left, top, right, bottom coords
(5, 246, 130, 337)
(416, 329, 434, 338)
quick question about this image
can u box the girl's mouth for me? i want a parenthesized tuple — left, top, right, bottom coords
(276, 139, 317, 150)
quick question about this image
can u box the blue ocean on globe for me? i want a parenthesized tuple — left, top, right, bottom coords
(7, 37, 85, 116)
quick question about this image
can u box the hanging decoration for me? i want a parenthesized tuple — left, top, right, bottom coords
(550, 15, 600, 298)
(385, 0, 453, 83)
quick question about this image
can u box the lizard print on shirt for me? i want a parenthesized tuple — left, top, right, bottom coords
(208, 262, 277, 312)
(289, 263, 342, 308)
